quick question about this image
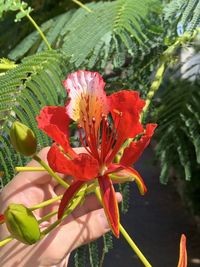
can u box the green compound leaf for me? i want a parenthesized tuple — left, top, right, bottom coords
(9, 0, 161, 70)
(0, 50, 69, 186)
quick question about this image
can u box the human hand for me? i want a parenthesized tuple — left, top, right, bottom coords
(0, 147, 122, 267)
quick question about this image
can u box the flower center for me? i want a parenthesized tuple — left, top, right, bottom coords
(99, 165, 108, 176)
(78, 110, 123, 165)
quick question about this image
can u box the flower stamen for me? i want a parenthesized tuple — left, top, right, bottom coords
(105, 111, 123, 164)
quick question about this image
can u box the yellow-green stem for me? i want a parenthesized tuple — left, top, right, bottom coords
(0, 187, 88, 247)
(41, 194, 83, 236)
(119, 224, 152, 267)
(95, 186, 152, 267)
(30, 195, 63, 211)
(72, 0, 93, 13)
(21, 8, 51, 50)
(33, 155, 69, 189)
(0, 64, 17, 70)
(38, 210, 58, 223)
(15, 166, 45, 172)
(142, 62, 165, 119)
(0, 236, 13, 247)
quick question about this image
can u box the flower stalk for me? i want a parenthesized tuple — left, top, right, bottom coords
(33, 155, 69, 189)
(0, 192, 84, 247)
(0, 236, 13, 247)
(94, 186, 152, 267)
(30, 195, 63, 211)
(72, 0, 93, 13)
(15, 166, 45, 172)
(0, 63, 17, 70)
(41, 194, 83, 237)
(18, 5, 51, 50)
(119, 225, 152, 267)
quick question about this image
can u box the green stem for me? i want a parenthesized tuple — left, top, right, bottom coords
(38, 210, 58, 223)
(33, 155, 69, 189)
(119, 225, 152, 267)
(94, 186, 151, 267)
(30, 195, 63, 211)
(72, 0, 93, 13)
(15, 166, 45, 172)
(41, 194, 83, 237)
(0, 63, 17, 70)
(30, 183, 95, 212)
(20, 7, 51, 50)
(0, 236, 13, 247)
(141, 62, 165, 120)
(0, 194, 83, 247)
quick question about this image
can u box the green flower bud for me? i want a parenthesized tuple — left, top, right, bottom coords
(10, 121, 37, 156)
(4, 204, 41, 245)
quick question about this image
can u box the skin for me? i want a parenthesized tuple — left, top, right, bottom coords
(0, 147, 122, 267)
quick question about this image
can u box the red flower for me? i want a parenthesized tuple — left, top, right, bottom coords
(37, 70, 157, 237)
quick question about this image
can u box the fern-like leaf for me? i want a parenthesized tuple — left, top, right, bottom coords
(0, 50, 69, 185)
(164, 0, 200, 34)
(74, 246, 87, 267)
(0, 0, 33, 22)
(9, 0, 161, 69)
(156, 79, 200, 183)
(89, 241, 99, 267)
(118, 182, 130, 214)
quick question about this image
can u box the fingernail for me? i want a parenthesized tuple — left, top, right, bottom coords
(98, 210, 110, 231)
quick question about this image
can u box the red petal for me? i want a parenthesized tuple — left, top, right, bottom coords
(64, 70, 109, 133)
(120, 123, 157, 166)
(98, 175, 120, 237)
(109, 91, 145, 140)
(110, 166, 147, 195)
(37, 106, 74, 155)
(47, 144, 99, 180)
(177, 234, 187, 267)
(58, 181, 84, 219)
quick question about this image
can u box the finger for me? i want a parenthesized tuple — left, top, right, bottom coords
(4, 147, 51, 189)
(53, 176, 75, 195)
(5, 147, 67, 194)
(0, 208, 110, 266)
(8, 146, 87, 191)
(36, 208, 111, 264)
(48, 191, 122, 223)
(72, 192, 122, 219)
(66, 208, 111, 252)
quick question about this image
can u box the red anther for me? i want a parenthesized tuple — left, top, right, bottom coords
(92, 117, 96, 123)
(113, 109, 123, 117)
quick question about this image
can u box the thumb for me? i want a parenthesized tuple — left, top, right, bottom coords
(33, 208, 110, 265)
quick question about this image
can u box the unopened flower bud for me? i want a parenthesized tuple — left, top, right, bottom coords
(10, 121, 37, 156)
(4, 204, 40, 244)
